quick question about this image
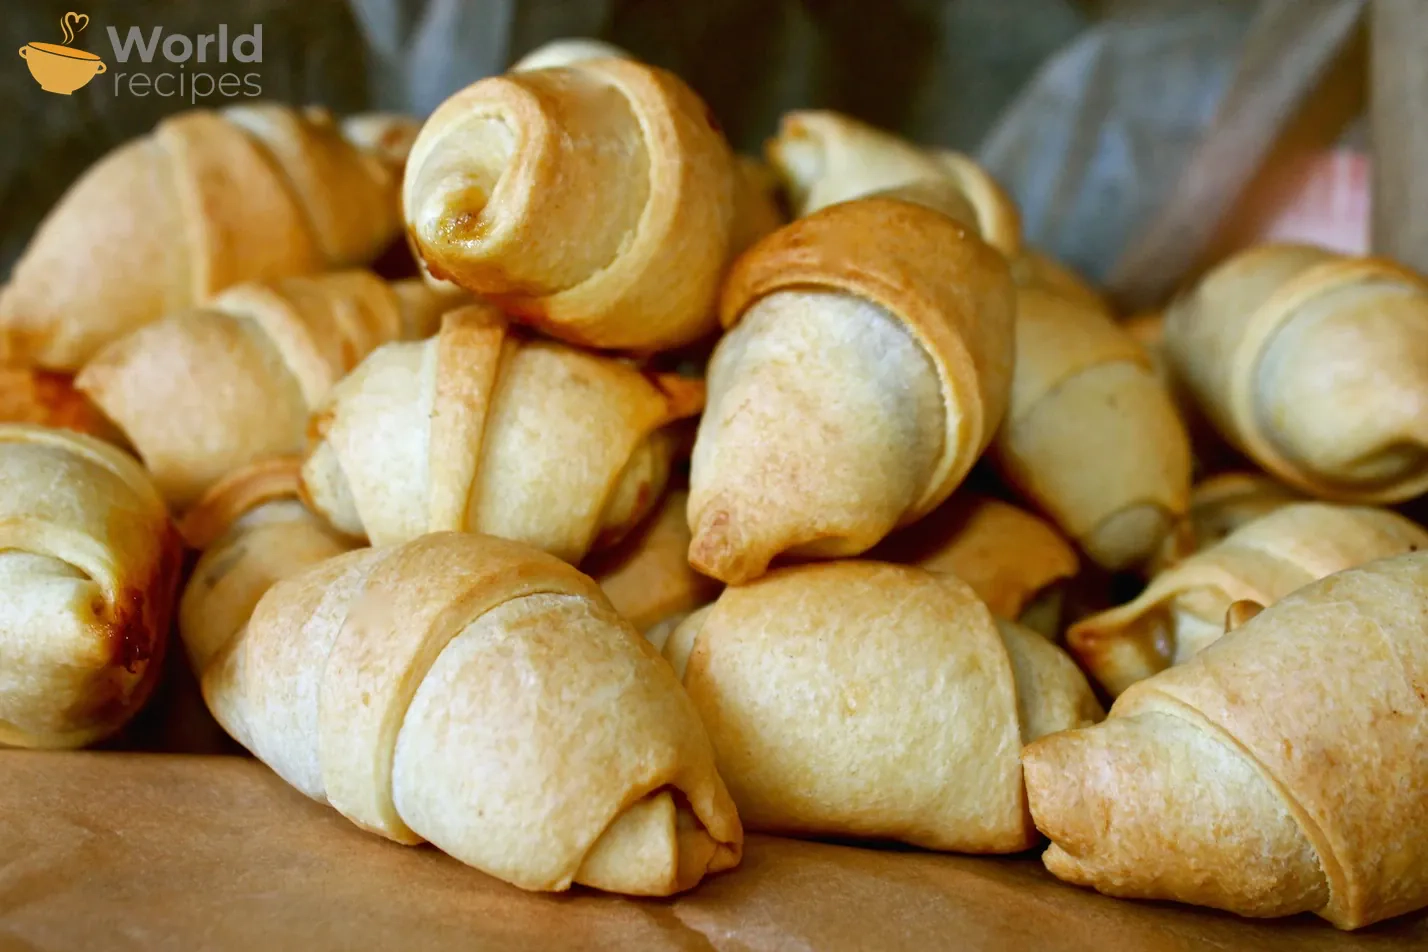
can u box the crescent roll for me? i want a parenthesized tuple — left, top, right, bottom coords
(660, 561, 1101, 851)
(188, 530, 742, 895)
(687, 197, 1016, 584)
(301, 305, 703, 563)
(0, 425, 180, 748)
(1068, 501, 1428, 697)
(585, 490, 722, 633)
(994, 284, 1192, 570)
(1, 105, 405, 371)
(871, 494, 1079, 637)
(1026, 551, 1428, 929)
(765, 110, 1020, 257)
(76, 273, 455, 512)
(404, 56, 736, 351)
(1165, 244, 1428, 502)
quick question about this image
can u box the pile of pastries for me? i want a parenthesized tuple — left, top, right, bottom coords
(1, 38, 1425, 930)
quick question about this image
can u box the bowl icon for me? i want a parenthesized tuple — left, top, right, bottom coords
(20, 42, 105, 95)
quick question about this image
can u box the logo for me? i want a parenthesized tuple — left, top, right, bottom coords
(19, 12, 106, 95)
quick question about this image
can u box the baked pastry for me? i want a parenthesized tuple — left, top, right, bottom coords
(76, 273, 456, 512)
(0, 367, 120, 442)
(0, 425, 180, 748)
(1067, 501, 1428, 696)
(994, 283, 1192, 570)
(301, 305, 703, 562)
(404, 56, 736, 351)
(765, 110, 1020, 257)
(1165, 243, 1428, 502)
(661, 561, 1101, 851)
(1151, 471, 1304, 573)
(1026, 551, 1428, 929)
(188, 530, 742, 895)
(0, 105, 406, 371)
(688, 197, 1015, 584)
(870, 493, 1078, 637)
(585, 490, 722, 633)
(508, 38, 782, 262)
(178, 459, 354, 675)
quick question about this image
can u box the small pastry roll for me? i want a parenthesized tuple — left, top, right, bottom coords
(687, 198, 1016, 584)
(0, 105, 405, 371)
(1165, 243, 1428, 502)
(338, 113, 422, 173)
(660, 561, 1101, 851)
(0, 367, 121, 442)
(188, 531, 743, 895)
(1068, 501, 1428, 697)
(765, 110, 1020, 257)
(1150, 471, 1305, 573)
(404, 56, 736, 351)
(514, 39, 782, 262)
(76, 273, 455, 512)
(0, 425, 180, 748)
(301, 305, 703, 563)
(871, 494, 1079, 637)
(178, 460, 354, 674)
(994, 285, 1192, 570)
(1026, 551, 1428, 929)
(584, 490, 722, 633)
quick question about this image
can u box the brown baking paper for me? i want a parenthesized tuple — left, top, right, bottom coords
(2, 752, 1425, 951)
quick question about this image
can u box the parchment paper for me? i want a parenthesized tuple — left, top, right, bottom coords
(2, 752, 1425, 951)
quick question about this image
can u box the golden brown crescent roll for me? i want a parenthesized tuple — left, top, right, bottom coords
(1068, 501, 1428, 697)
(765, 110, 1020, 257)
(178, 459, 354, 674)
(189, 530, 742, 895)
(507, 39, 782, 260)
(0, 367, 121, 442)
(1151, 471, 1305, 573)
(301, 305, 703, 562)
(994, 284, 1192, 570)
(871, 494, 1079, 637)
(76, 273, 456, 512)
(0, 105, 405, 371)
(0, 425, 180, 749)
(688, 197, 1016, 584)
(660, 561, 1101, 851)
(1165, 243, 1428, 502)
(1026, 551, 1428, 929)
(404, 56, 736, 352)
(584, 490, 722, 633)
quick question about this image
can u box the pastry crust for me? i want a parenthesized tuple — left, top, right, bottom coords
(190, 530, 742, 895)
(76, 273, 453, 512)
(1026, 551, 1428, 929)
(0, 425, 179, 748)
(871, 493, 1078, 630)
(688, 197, 1015, 584)
(585, 490, 722, 632)
(0, 367, 120, 442)
(661, 561, 1100, 851)
(765, 109, 1020, 257)
(994, 284, 1192, 570)
(1165, 243, 1428, 501)
(404, 57, 736, 351)
(1150, 471, 1305, 573)
(0, 106, 404, 371)
(301, 305, 703, 562)
(1068, 502, 1428, 697)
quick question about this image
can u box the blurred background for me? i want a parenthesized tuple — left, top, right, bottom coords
(4, 0, 1367, 293)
